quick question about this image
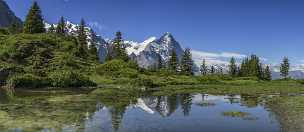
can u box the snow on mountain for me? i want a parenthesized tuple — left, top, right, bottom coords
(44, 21, 107, 48)
(125, 37, 157, 56)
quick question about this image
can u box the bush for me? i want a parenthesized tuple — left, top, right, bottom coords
(132, 75, 161, 87)
(6, 74, 49, 88)
(197, 75, 222, 84)
(0, 28, 9, 35)
(166, 75, 199, 85)
(235, 77, 259, 81)
(96, 60, 139, 78)
(49, 71, 96, 88)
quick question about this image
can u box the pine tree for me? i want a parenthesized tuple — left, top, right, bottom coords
(77, 19, 88, 57)
(200, 59, 208, 76)
(210, 65, 215, 74)
(48, 24, 55, 33)
(112, 31, 129, 61)
(88, 30, 99, 61)
(258, 63, 264, 80)
(239, 55, 262, 79)
(169, 50, 178, 72)
(228, 57, 237, 77)
(264, 65, 272, 81)
(56, 16, 66, 35)
(180, 48, 194, 75)
(23, 1, 45, 34)
(280, 57, 290, 79)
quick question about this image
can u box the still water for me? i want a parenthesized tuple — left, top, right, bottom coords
(0, 90, 281, 132)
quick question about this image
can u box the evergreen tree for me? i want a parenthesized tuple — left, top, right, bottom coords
(56, 16, 66, 35)
(258, 63, 264, 80)
(180, 48, 194, 75)
(228, 57, 237, 77)
(240, 58, 249, 76)
(48, 24, 55, 33)
(264, 65, 272, 81)
(210, 65, 215, 74)
(200, 59, 208, 76)
(280, 57, 290, 79)
(239, 55, 262, 78)
(23, 1, 45, 34)
(77, 19, 88, 56)
(169, 50, 178, 72)
(112, 31, 129, 61)
(88, 30, 99, 61)
(248, 55, 260, 77)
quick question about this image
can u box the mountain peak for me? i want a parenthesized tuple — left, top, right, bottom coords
(158, 32, 176, 45)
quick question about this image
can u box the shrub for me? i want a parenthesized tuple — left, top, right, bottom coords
(132, 75, 161, 87)
(0, 28, 9, 35)
(166, 75, 199, 85)
(48, 71, 96, 88)
(197, 75, 222, 84)
(6, 74, 49, 88)
(96, 60, 139, 78)
(235, 77, 259, 81)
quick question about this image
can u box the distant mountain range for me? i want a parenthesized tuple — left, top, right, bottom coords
(1, 0, 304, 79)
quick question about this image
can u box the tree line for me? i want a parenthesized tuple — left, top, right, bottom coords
(199, 55, 290, 80)
(9, 1, 292, 80)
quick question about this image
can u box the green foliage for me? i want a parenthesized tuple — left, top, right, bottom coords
(96, 59, 139, 78)
(133, 75, 160, 87)
(229, 57, 238, 77)
(106, 31, 129, 62)
(197, 75, 222, 84)
(48, 24, 56, 34)
(0, 28, 10, 35)
(210, 65, 215, 74)
(0, 33, 97, 88)
(77, 19, 88, 57)
(56, 16, 66, 35)
(200, 59, 208, 76)
(6, 74, 49, 88)
(49, 71, 96, 87)
(88, 30, 99, 61)
(180, 48, 193, 75)
(263, 65, 272, 81)
(280, 57, 290, 79)
(239, 54, 266, 80)
(168, 50, 178, 72)
(23, 2, 45, 34)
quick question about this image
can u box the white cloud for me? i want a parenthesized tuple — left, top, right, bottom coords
(191, 50, 247, 68)
(191, 50, 246, 59)
(88, 21, 105, 31)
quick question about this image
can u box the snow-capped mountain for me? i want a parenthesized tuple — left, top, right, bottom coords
(99, 32, 184, 68)
(44, 21, 304, 79)
(44, 21, 107, 48)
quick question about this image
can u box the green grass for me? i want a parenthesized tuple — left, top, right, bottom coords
(266, 96, 304, 132)
(151, 80, 304, 96)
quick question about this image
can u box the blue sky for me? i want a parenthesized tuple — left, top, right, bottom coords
(5, 0, 304, 65)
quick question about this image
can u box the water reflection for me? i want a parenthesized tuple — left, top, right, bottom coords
(0, 91, 282, 132)
(84, 93, 279, 132)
